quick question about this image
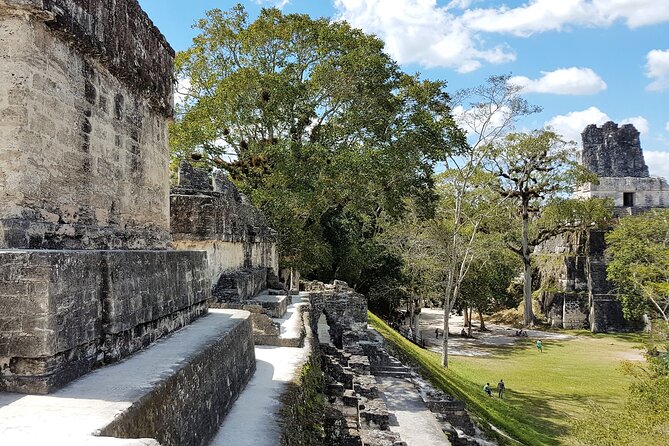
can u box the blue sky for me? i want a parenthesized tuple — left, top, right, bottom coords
(138, 0, 669, 177)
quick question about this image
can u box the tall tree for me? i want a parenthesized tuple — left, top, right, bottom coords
(494, 130, 594, 326)
(171, 5, 463, 278)
(606, 209, 669, 323)
(436, 75, 539, 366)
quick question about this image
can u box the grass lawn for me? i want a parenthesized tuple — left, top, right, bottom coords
(368, 312, 646, 446)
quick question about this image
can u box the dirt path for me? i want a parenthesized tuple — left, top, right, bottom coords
(417, 308, 574, 356)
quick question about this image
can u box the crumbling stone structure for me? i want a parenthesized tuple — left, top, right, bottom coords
(577, 122, 669, 208)
(0, 0, 222, 397)
(171, 160, 278, 292)
(542, 122, 668, 331)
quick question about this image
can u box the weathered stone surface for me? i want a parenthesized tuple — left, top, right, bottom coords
(537, 229, 625, 331)
(581, 121, 649, 178)
(0, 4, 173, 250)
(100, 311, 255, 446)
(575, 176, 669, 208)
(0, 0, 174, 115)
(213, 267, 268, 302)
(0, 249, 209, 393)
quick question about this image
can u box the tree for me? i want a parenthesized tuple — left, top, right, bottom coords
(379, 207, 441, 335)
(606, 209, 669, 323)
(457, 234, 521, 333)
(171, 5, 463, 279)
(434, 75, 539, 367)
(494, 130, 594, 326)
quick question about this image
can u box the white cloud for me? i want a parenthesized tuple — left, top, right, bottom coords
(174, 77, 191, 105)
(333, 1, 669, 72)
(646, 49, 669, 91)
(644, 150, 669, 179)
(545, 106, 610, 143)
(545, 107, 650, 143)
(509, 67, 607, 95)
(334, 0, 515, 72)
(254, 0, 290, 8)
(620, 116, 649, 136)
(464, 0, 669, 37)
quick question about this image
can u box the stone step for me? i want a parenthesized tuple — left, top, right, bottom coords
(0, 310, 255, 446)
(372, 369, 412, 378)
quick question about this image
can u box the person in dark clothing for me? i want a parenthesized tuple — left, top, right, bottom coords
(497, 379, 505, 398)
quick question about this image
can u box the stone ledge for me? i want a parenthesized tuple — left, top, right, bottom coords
(0, 249, 209, 393)
(0, 309, 255, 445)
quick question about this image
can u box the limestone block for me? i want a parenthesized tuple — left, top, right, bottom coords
(0, 249, 210, 394)
(0, 3, 173, 250)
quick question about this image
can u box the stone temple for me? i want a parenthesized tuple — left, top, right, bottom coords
(2, 2, 479, 445)
(576, 121, 669, 209)
(542, 122, 669, 331)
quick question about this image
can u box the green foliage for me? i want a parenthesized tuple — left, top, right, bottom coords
(457, 234, 521, 316)
(606, 209, 669, 322)
(493, 130, 598, 325)
(279, 359, 326, 445)
(171, 4, 463, 278)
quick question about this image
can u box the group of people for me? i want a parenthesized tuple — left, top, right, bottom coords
(514, 329, 528, 337)
(484, 379, 505, 398)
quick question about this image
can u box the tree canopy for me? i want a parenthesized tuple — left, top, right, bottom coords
(171, 4, 464, 279)
(606, 209, 669, 323)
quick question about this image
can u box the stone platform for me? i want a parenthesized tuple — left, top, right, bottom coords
(0, 309, 255, 446)
(0, 249, 209, 394)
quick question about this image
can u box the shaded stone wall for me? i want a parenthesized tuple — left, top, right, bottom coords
(0, 0, 214, 394)
(537, 230, 624, 331)
(171, 161, 279, 290)
(307, 281, 368, 349)
(100, 311, 256, 446)
(581, 121, 649, 178)
(0, 0, 174, 249)
(0, 249, 209, 393)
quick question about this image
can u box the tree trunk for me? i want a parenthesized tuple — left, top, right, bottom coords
(467, 306, 473, 336)
(442, 306, 450, 367)
(478, 309, 486, 330)
(463, 302, 470, 327)
(585, 230, 598, 333)
(521, 204, 535, 327)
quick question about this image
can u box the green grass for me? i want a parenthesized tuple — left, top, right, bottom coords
(368, 312, 644, 446)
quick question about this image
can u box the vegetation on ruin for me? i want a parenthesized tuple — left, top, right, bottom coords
(278, 358, 326, 445)
(369, 312, 643, 446)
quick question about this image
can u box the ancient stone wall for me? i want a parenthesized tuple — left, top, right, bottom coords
(307, 281, 368, 349)
(581, 121, 649, 178)
(0, 0, 174, 249)
(171, 161, 279, 289)
(0, 0, 213, 394)
(537, 230, 624, 331)
(575, 176, 669, 208)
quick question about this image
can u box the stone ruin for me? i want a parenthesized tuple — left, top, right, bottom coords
(306, 281, 484, 445)
(0, 1, 292, 444)
(171, 160, 294, 345)
(577, 121, 669, 209)
(541, 122, 669, 331)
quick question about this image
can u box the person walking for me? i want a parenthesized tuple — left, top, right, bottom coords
(536, 339, 543, 353)
(435, 328, 439, 339)
(483, 383, 492, 397)
(497, 379, 505, 398)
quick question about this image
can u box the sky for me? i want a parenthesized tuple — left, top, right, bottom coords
(138, 0, 669, 178)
